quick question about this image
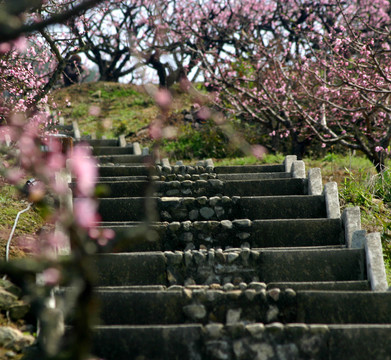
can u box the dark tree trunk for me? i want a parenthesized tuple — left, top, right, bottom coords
(99, 72, 120, 82)
(147, 52, 167, 87)
(290, 131, 311, 159)
(371, 152, 386, 174)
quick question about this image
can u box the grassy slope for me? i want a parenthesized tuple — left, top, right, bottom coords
(0, 177, 44, 260)
(51, 82, 194, 140)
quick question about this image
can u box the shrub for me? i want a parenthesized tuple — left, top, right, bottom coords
(162, 120, 243, 160)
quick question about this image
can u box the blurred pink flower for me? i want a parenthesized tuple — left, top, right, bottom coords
(52, 177, 69, 195)
(74, 198, 100, 229)
(149, 121, 162, 140)
(70, 145, 97, 196)
(42, 267, 61, 286)
(47, 152, 66, 172)
(0, 126, 17, 142)
(88, 228, 100, 239)
(155, 89, 172, 109)
(197, 107, 211, 121)
(251, 145, 267, 159)
(16, 235, 40, 254)
(89, 105, 101, 116)
(6, 168, 25, 184)
(46, 232, 68, 250)
(103, 228, 115, 240)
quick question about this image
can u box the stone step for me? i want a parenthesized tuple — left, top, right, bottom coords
(76, 139, 119, 147)
(97, 196, 327, 222)
(215, 164, 285, 173)
(217, 172, 292, 180)
(90, 248, 365, 287)
(91, 323, 391, 360)
(91, 288, 391, 326)
(92, 146, 135, 156)
(95, 178, 308, 198)
(97, 175, 149, 182)
(92, 324, 204, 360)
(96, 218, 344, 252)
(92, 279, 370, 292)
(297, 291, 391, 324)
(96, 154, 148, 164)
(267, 281, 370, 291)
(98, 165, 151, 177)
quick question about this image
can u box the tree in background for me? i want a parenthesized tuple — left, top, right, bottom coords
(178, 0, 391, 171)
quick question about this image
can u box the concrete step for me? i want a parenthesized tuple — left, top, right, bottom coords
(90, 248, 365, 287)
(96, 175, 149, 182)
(91, 323, 391, 360)
(297, 291, 391, 324)
(96, 178, 308, 198)
(217, 172, 291, 180)
(267, 281, 371, 291)
(92, 324, 204, 360)
(92, 146, 135, 156)
(98, 165, 151, 177)
(96, 154, 148, 164)
(96, 218, 344, 252)
(92, 280, 371, 292)
(97, 196, 327, 222)
(215, 164, 285, 173)
(76, 139, 119, 147)
(92, 288, 391, 326)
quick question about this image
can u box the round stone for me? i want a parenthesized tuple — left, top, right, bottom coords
(226, 252, 239, 263)
(168, 222, 181, 232)
(267, 288, 281, 302)
(233, 219, 252, 228)
(196, 196, 208, 205)
(209, 196, 220, 207)
(200, 207, 215, 219)
(220, 220, 233, 230)
(183, 304, 207, 320)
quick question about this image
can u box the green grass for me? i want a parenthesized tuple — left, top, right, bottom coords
(52, 82, 159, 139)
(71, 103, 89, 118)
(0, 185, 44, 234)
(0, 182, 46, 260)
(214, 154, 285, 166)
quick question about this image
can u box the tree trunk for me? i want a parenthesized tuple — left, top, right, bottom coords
(99, 72, 120, 82)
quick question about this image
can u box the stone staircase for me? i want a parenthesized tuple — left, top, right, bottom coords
(65, 140, 391, 359)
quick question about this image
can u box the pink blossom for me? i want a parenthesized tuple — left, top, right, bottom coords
(41, 268, 61, 286)
(46, 231, 69, 250)
(103, 228, 115, 240)
(149, 121, 163, 140)
(155, 89, 172, 109)
(89, 105, 101, 116)
(6, 168, 25, 184)
(69, 145, 97, 196)
(197, 107, 211, 120)
(74, 198, 100, 229)
(252, 145, 267, 159)
(47, 152, 66, 172)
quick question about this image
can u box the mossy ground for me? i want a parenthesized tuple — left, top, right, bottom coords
(0, 177, 45, 261)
